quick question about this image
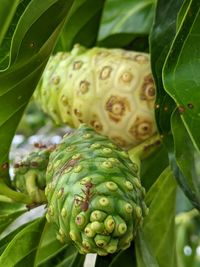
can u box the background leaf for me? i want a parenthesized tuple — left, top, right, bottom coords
(150, 0, 184, 134)
(0, 0, 32, 69)
(0, 202, 27, 234)
(0, 0, 20, 46)
(170, 110, 200, 209)
(98, 0, 155, 49)
(140, 144, 169, 190)
(135, 230, 159, 267)
(141, 167, 177, 267)
(95, 243, 136, 267)
(0, 221, 32, 255)
(55, 0, 105, 52)
(0, 0, 74, 178)
(163, 0, 200, 152)
(0, 217, 45, 266)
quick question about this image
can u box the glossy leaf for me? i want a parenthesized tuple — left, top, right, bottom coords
(140, 143, 169, 190)
(163, 0, 200, 151)
(177, 0, 191, 30)
(98, 0, 155, 43)
(0, 0, 20, 46)
(150, 0, 184, 134)
(0, 221, 31, 255)
(0, 202, 27, 234)
(171, 110, 200, 209)
(142, 167, 177, 267)
(0, 0, 74, 177)
(0, 0, 32, 69)
(108, 243, 136, 267)
(55, 0, 105, 52)
(55, 250, 85, 267)
(135, 230, 159, 267)
(35, 221, 85, 267)
(0, 217, 45, 266)
(34, 222, 68, 266)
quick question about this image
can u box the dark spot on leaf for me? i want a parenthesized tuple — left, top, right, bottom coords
(187, 103, 194, 109)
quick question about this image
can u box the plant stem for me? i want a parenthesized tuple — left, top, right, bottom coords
(0, 180, 32, 204)
(0, 195, 14, 203)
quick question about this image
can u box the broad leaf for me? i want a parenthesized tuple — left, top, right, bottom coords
(34, 222, 68, 266)
(0, 0, 32, 69)
(0, 0, 74, 178)
(54, 248, 85, 267)
(98, 0, 155, 47)
(108, 243, 136, 267)
(0, 0, 20, 46)
(0, 217, 45, 266)
(170, 110, 200, 209)
(55, 0, 105, 52)
(135, 230, 159, 267)
(150, 0, 184, 134)
(140, 143, 169, 190)
(35, 221, 85, 267)
(141, 167, 177, 267)
(163, 0, 200, 152)
(0, 202, 27, 234)
(0, 221, 32, 255)
(177, 0, 191, 30)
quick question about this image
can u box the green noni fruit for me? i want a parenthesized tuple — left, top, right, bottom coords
(13, 145, 54, 203)
(45, 124, 148, 255)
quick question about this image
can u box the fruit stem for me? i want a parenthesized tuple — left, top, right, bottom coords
(25, 171, 47, 203)
(0, 180, 32, 204)
(0, 195, 14, 203)
(128, 134, 161, 173)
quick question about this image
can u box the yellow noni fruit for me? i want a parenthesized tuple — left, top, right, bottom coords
(34, 44, 157, 149)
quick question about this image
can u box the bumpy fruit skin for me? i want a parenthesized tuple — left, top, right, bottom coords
(13, 146, 53, 203)
(35, 45, 157, 149)
(45, 125, 148, 255)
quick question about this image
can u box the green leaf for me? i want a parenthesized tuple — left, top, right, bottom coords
(55, 0, 105, 52)
(177, 0, 191, 30)
(163, 0, 200, 152)
(135, 230, 159, 267)
(0, 0, 74, 178)
(34, 222, 68, 266)
(0, 202, 27, 234)
(52, 246, 85, 267)
(150, 0, 184, 134)
(0, 0, 32, 69)
(141, 167, 177, 267)
(171, 110, 200, 209)
(140, 144, 169, 191)
(108, 243, 136, 267)
(0, 0, 20, 46)
(98, 0, 156, 43)
(0, 221, 32, 255)
(0, 217, 45, 266)
(35, 221, 85, 267)
(95, 243, 136, 267)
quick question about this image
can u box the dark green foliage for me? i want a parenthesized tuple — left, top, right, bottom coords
(0, 0, 200, 266)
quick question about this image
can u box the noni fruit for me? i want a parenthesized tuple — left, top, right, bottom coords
(35, 45, 157, 149)
(13, 145, 54, 203)
(45, 124, 148, 255)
